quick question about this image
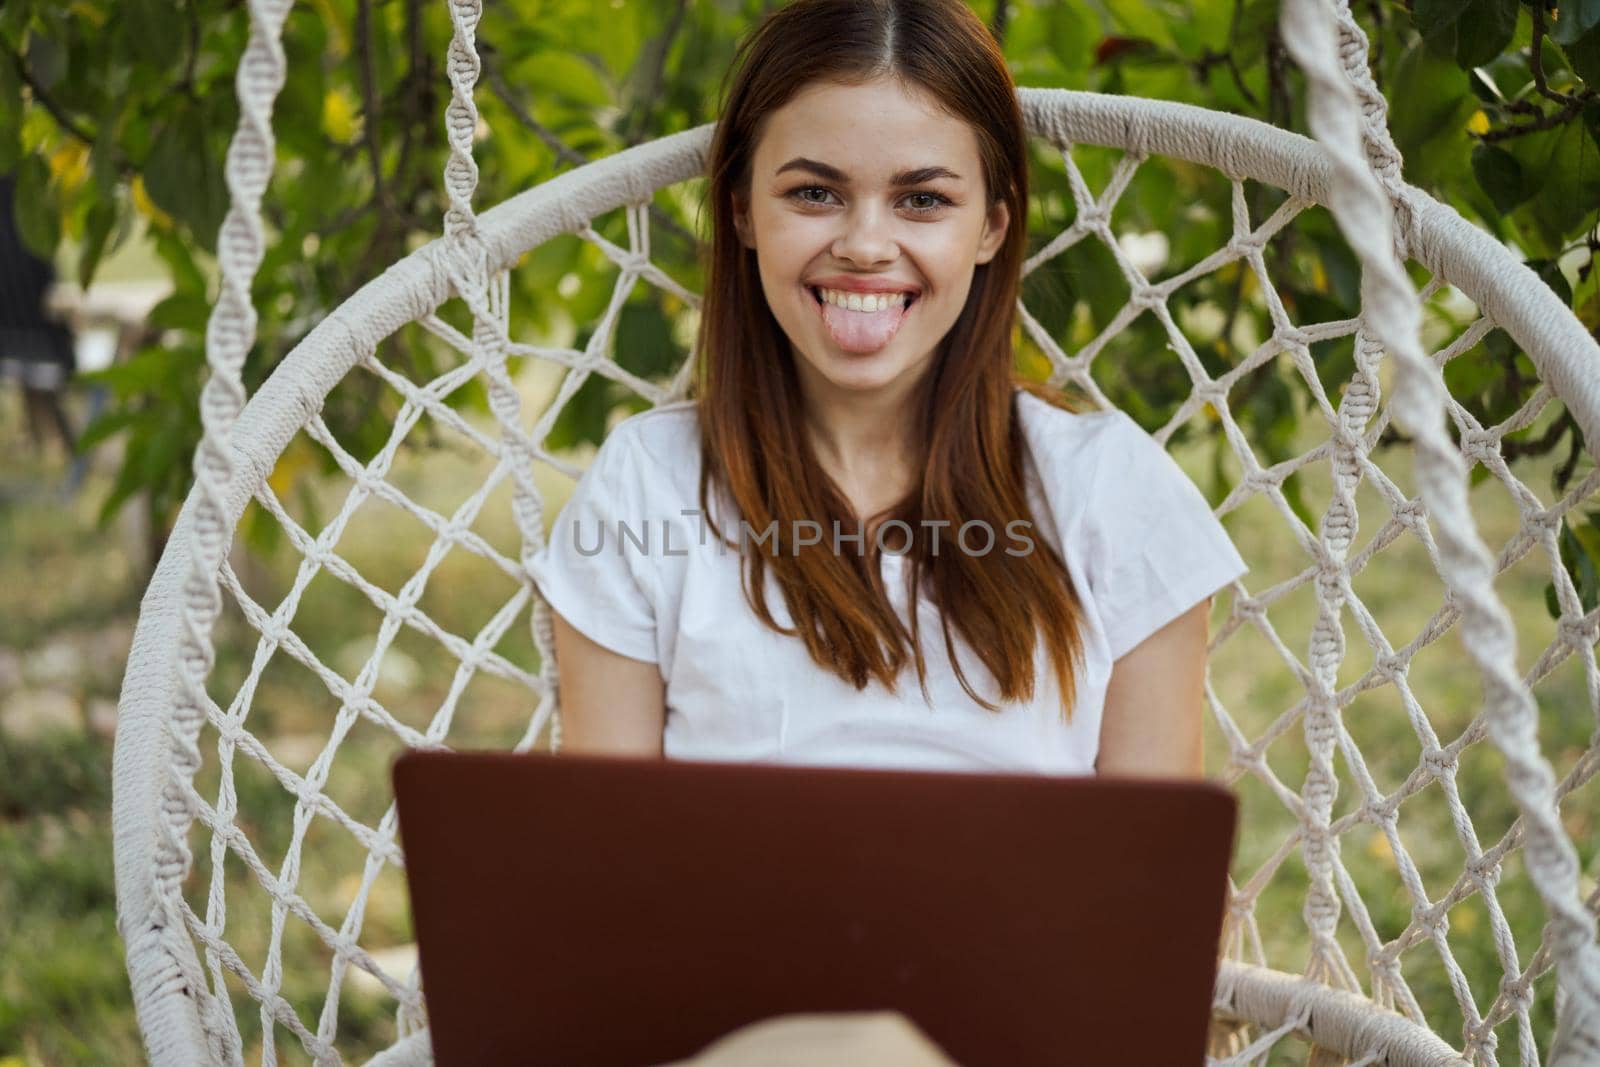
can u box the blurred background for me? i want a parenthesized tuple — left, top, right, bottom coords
(2, 0, 1598, 1062)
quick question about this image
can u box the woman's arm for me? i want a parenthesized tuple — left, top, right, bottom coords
(1095, 598, 1212, 779)
(551, 610, 668, 756)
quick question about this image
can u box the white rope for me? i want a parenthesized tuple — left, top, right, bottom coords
(128, 1, 297, 1064)
(111, 83, 1600, 1063)
(1326, 0, 1412, 257)
(1278, 2, 1600, 1064)
(436, 0, 564, 758)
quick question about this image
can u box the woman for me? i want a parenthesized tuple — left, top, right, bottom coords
(527, 0, 1247, 780)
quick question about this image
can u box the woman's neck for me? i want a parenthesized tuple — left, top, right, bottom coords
(797, 373, 925, 521)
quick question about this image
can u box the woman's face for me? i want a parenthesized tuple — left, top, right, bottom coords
(732, 75, 1010, 404)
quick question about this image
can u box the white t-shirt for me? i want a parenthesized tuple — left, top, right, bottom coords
(526, 389, 1248, 776)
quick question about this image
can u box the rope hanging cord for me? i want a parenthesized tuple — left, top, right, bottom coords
(118, 0, 298, 1062)
(1279, 0, 1600, 1063)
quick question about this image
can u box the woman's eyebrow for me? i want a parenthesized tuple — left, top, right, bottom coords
(775, 157, 963, 186)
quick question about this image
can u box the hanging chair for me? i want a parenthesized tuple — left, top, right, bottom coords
(111, 0, 1600, 1062)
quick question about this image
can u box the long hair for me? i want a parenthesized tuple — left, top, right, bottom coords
(692, 0, 1088, 716)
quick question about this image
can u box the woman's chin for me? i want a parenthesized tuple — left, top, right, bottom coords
(812, 351, 926, 396)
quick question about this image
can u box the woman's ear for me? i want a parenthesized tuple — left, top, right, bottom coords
(732, 192, 756, 250)
(974, 195, 1010, 265)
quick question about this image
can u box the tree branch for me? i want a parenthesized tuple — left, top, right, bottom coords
(1477, 97, 1593, 143)
(1365, 0, 1384, 91)
(1555, 416, 1582, 491)
(1195, 0, 1262, 107)
(620, 0, 688, 148)
(387, 0, 433, 229)
(9, 49, 98, 146)
(354, 0, 426, 233)
(1530, 4, 1585, 108)
(356, 0, 388, 213)
(1501, 410, 1571, 463)
(1466, 7, 1598, 144)
(480, 49, 700, 250)
(1192, 47, 1261, 107)
(480, 47, 592, 170)
(179, 2, 201, 96)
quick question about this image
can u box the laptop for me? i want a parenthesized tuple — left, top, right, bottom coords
(393, 751, 1237, 1065)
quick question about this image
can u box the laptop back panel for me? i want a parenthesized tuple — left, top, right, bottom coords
(394, 751, 1236, 1066)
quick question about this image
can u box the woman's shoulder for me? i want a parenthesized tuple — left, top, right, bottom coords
(608, 397, 701, 454)
(604, 396, 694, 438)
(589, 398, 702, 501)
(1012, 387, 1133, 473)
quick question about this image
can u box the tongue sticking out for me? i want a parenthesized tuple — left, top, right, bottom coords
(820, 295, 913, 354)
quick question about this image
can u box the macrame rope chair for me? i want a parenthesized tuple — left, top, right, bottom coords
(110, 0, 1600, 1061)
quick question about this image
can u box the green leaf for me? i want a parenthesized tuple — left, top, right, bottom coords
(76, 193, 116, 291)
(13, 153, 60, 261)
(1415, 0, 1473, 35)
(1525, 258, 1575, 305)
(0, 51, 20, 172)
(1020, 254, 1076, 341)
(1558, 519, 1600, 612)
(614, 297, 682, 380)
(1388, 41, 1478, 183)
(1414, 0, 1471, 59)
(152, 228, 207, 300)
(510, 50, 613, 111)
(1103, 0, 1180, 50)
(1443, 340, 1501, 402)
(1457, 0, 1521, 67)
(80, 344, 181, 399)
(1063, 238, 1131, 333)
(240, 502, 284, 558)
(1550, 0, 1600, 46)
(1562, 22, 1600, 83)
(1515, 120, 1600, 249)
(1471, 142, 1529, 211)
(142, 110, 229, 255)
(1415, 0, 1519, 67)
(118, 0, 182, 68)
(147, 292, 212, 334)
(76, 407, 139, 452)
(546, 370, 615, 452)
(25, 33, 66, 91)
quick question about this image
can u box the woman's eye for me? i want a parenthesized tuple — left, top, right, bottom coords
(787, 187, 950, 212)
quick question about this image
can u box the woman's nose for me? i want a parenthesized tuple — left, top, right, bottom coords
(831, 204, 899, 267)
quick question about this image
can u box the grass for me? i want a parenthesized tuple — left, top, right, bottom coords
(0, 390, 147, 1064)
(1, 347, 1597, 1064)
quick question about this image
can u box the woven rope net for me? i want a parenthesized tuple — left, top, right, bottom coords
(111, 1, 1600, 1064)
(137, 126, 1598, 1067)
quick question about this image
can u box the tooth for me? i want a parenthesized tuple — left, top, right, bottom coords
(847, 294, 863, 311)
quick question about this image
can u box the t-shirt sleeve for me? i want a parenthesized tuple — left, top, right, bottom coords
(1083, 411, 1249, 660)
(526, 424, 660, 663)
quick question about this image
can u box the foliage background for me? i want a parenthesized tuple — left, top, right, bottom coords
(1, 0, 1598, 1062)
(3, 0, 1597, 540)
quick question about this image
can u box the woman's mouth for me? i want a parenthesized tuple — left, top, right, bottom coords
(807, 285, 919, 354)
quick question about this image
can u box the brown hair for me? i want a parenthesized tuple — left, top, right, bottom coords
(692, 0, 1087, 715)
